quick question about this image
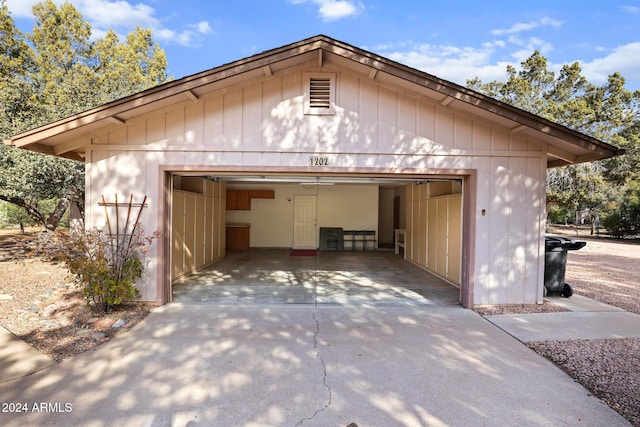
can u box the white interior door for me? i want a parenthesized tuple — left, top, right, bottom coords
(293, 194, 317, 249)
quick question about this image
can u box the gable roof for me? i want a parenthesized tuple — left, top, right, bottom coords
(4, 34, 621, 166)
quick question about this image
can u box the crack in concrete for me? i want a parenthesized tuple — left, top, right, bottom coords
(297, 308, 332, 426)
(297, 254, 332, 426)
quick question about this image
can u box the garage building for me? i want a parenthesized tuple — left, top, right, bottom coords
(5, 35, 620, 307)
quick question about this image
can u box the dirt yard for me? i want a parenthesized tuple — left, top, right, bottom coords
(566, 236, 640, 314)
(0, 229, 151, 362)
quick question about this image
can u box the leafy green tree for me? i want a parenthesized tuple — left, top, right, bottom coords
(28, 1, 168, 116)
(0, 0, 39, 137)
(28, 0, 94, 118)
(601, 182, 640, 238)
(602, 122, 640, 185)
(93, 27, 168, 104)
(0, 0, 169, 230)
(0, 200, 34, 233)
(468, 52, 640, 233)
(467, 52, 639, 139)
(0, 146, 84, 229)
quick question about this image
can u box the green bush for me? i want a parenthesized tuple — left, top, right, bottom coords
(601, 186, 640, 238)
(547, 205, 572, 225)
(52, 225, 155, 314)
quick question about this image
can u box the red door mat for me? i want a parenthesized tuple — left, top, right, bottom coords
(290, 249, 318, 256)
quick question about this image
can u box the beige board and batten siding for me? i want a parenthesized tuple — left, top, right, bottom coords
(84, 62, 546, 305)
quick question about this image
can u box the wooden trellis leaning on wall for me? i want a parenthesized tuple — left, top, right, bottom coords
(97, 194, 148, 257)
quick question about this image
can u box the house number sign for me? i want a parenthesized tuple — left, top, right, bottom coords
(309, 156, 329, 166)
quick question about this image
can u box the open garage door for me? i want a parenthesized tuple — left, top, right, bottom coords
(165, 173, 472, 307)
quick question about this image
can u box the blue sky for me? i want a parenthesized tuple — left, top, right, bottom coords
(7, 0, 640, 92)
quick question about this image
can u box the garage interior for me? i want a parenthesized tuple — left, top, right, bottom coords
(170, 173, 464, 305)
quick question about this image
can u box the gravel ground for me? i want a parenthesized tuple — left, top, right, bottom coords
(1, 228, 639, 424)
(545, 233, 640, 426)
(529, 338, 640, 427)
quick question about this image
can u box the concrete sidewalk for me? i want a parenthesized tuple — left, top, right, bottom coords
(0, 303, 630, 426)
(0, 326, 55, 383)
(484, 295, 640, 342)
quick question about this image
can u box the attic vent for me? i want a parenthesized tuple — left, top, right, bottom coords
(304, 72, 336, 115)
(309, 78, 331, 108)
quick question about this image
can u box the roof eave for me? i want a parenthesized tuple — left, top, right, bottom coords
(5, 34, 621, 164)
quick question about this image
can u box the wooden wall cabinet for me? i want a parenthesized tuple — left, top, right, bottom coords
(171, 179, 226, 281)
(248, 190, 274, 199)
(405, 183, 462, 285)
(226, 189, 274, 210)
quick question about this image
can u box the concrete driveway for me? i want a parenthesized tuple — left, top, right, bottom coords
(0, 301, 629, 426)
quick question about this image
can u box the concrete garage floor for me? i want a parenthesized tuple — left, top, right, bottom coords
(172, 249, 460, 306)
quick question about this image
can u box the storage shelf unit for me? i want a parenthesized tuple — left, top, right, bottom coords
(319, 227, 344, 251)
(343, 230, 377, 251)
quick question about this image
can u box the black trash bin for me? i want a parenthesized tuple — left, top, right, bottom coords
(544, 236, 586, 297)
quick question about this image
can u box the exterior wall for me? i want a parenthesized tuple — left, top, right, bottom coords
(84, 62, 547, 305)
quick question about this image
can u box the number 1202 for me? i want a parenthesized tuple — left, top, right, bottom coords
(309, 156, 329, 166)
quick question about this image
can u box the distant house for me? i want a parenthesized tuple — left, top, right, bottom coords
(5, 35, 620, 307)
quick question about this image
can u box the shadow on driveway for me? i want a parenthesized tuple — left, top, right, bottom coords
(0, 302, 629, 426)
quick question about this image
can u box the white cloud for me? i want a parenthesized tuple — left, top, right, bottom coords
(5, 0, 42, 17)
(79, 0, 158, 29)
(196, 21, 213, 34)
(375, 36, 640, 91)
(376, 41, 511, 85)
(319, 1, 359, 21)
(290, 0, 363, 22)
(622, 6, 640, 14)
(371, 16, 569, 86)
(5, 0, 212, 47)
(579, 42, 640, 85)
(491, 17, 563, 36)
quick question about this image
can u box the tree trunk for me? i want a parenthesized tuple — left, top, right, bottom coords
(0, 194, 72, 231)
(46, 197, 71, 231)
